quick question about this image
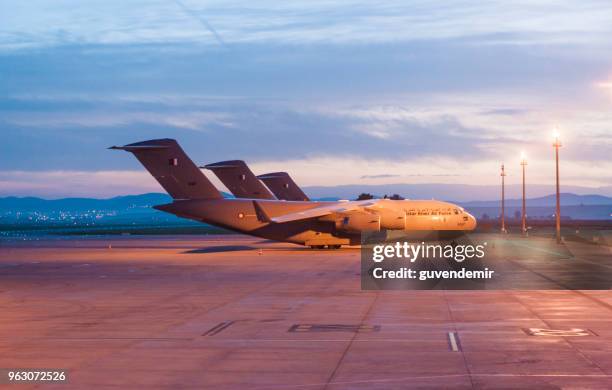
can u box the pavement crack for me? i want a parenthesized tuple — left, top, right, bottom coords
(322, 292, 379, 390)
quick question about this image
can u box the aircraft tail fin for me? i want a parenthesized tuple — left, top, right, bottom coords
(203, 160, 275, 200)
(110, 139, 222, 200)
(257, 172, 309, 201)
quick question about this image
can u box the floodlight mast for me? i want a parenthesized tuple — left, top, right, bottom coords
(500, 164, 506, 233)
(553, 130, 562, 244)
(520, 153, 528, 236)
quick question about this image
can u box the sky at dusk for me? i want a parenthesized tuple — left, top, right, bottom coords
(2, 0, 612, 198)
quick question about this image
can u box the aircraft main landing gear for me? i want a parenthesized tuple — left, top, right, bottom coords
(309, 244, 342, 250)
(310, 245, 326, 249)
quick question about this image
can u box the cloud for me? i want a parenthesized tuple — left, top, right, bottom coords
(2, 2, 612, 197)
(360, 174, 400, 179)
(2, 1, 612, 50)
(0, 99, 506, 171)
(479, 108, 531, 116)
(4, 151, 612, 198)
(360, 173, 465, 179)
(2, 90, 612, 180)
(5, 111, 235, 130)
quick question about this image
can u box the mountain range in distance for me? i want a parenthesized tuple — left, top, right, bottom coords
(302, 183, 612, 202)
(0, 187, 610, 238)
(460, 193, 612, 208)
(0, 193, 174, 213)
(1, 190, 610, 212)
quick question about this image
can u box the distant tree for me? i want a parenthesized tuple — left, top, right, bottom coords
(514, 210, 521, 219)
(482, 213, 490, 220)
(389, 194, 404, 200)
(356, 193, 374, 200)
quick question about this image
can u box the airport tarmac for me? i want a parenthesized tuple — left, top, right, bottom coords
(1, 234, 612, 389)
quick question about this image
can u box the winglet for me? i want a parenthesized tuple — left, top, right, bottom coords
(252, 201, 272, 223)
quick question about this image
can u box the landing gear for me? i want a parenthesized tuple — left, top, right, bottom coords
(309, 244, 342, 250)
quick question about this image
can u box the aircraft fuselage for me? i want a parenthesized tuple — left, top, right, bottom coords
(155, 198, 476, 246)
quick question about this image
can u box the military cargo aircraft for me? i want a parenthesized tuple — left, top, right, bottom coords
(111, 139, 477, 248)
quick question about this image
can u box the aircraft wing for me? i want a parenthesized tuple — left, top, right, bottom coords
(269, 201, 374, 223)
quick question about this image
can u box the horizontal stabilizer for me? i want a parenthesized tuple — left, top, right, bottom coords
(109, 144, 169, 151)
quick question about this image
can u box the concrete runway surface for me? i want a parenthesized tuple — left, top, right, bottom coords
(1, 234, 612, 389)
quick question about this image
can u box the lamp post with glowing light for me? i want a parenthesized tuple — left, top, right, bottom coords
(500, 164, 506, 233)
(520, 153, 527, 236)
(553, 130, 562, 243)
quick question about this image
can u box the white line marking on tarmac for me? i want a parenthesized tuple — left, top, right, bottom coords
(448, 332, 459, 351)
(257, 373, 612, 389)
(525, 328, 593, 337)
(508, 240, 569, 257)
(205, 336, 612, 343)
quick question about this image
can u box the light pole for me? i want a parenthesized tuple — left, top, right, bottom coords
(500, 164, 506, 233)
(520, 152, 528, 236)
(553, 130, 562, 243)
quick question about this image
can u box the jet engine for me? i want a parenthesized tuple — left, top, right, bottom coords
(335, 212, 381, 232)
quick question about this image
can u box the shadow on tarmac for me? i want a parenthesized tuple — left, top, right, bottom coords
(183, 245, 256, 254)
